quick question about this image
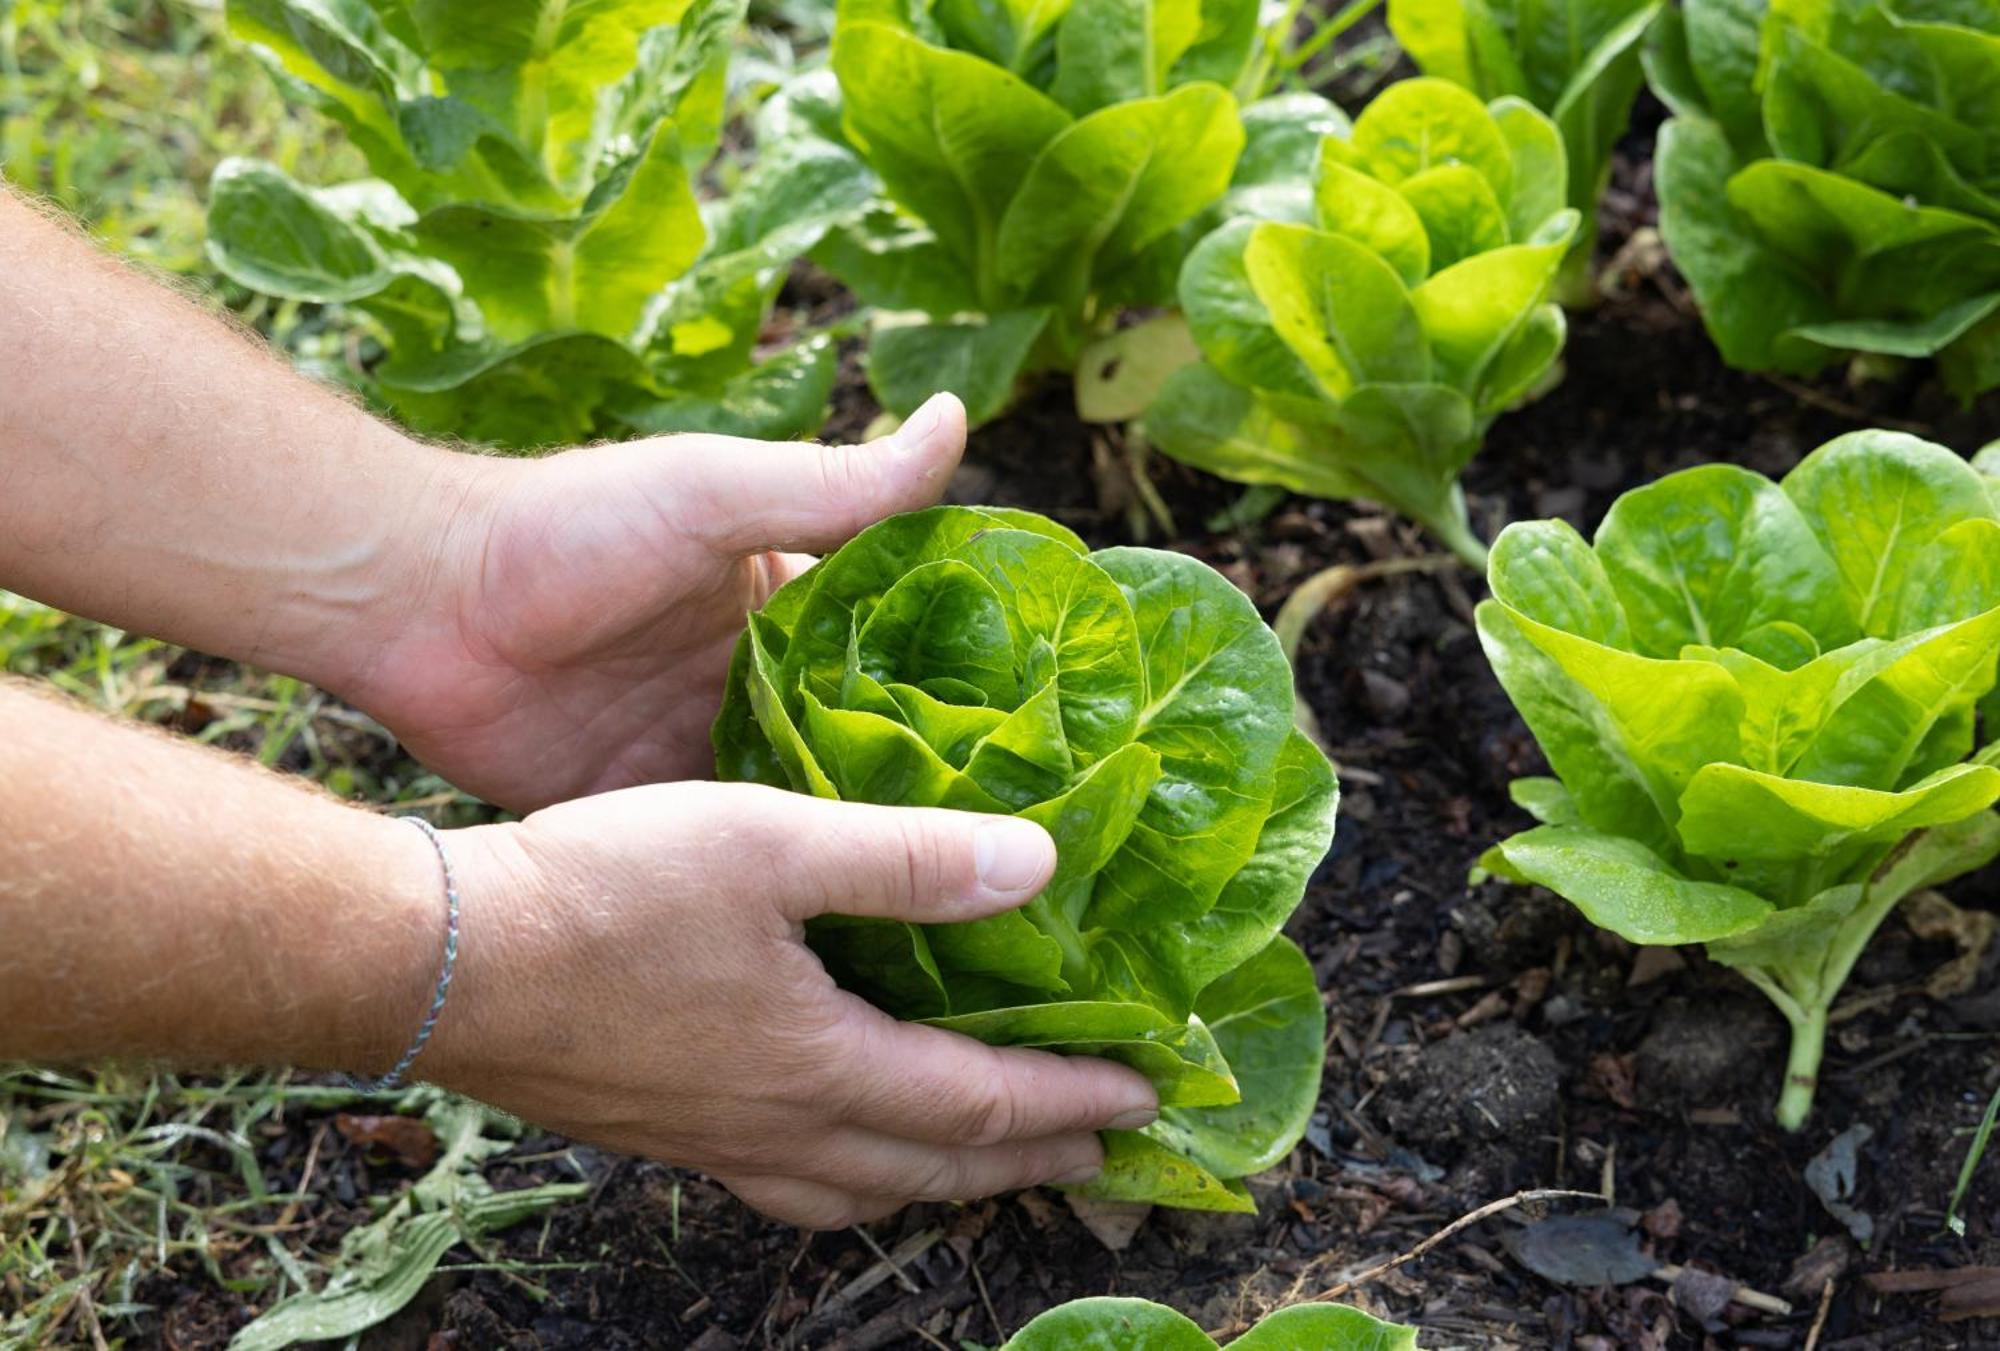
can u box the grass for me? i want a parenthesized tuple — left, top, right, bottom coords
(1, 0, 364, 271)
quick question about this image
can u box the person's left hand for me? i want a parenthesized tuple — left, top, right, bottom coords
(345, 395, 965, 812)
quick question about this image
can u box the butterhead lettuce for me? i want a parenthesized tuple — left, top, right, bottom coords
(1649, 0, 2000, 400)
(714, 505, 1338, 1209)
(1479, 431, 2000, 1128)
(1145, 78, 1579, 565)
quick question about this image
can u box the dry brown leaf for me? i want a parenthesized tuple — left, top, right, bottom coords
(1062, 1194, 1150, 1251)
(333, 1113, 437, 1170)
(1902, 890, 1997, 1000)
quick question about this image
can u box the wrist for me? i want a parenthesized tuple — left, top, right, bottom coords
(295, 436, 511, 705)
(404, 820, 545, 1095)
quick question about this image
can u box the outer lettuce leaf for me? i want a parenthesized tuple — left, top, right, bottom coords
(999, 1295, 1418, 1349)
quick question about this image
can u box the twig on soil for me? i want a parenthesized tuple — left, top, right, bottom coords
(1805, 1278, 1837, 1351)
(1208, 1188, 1600, 1338)
(822, 1284, 977, 1351)
(1755, 373, 1931, 435)
(1390, 975, 1495, 1000)
(268, 1120, 328, 1235)
(969, 1251, 1002, 1342)
(822, 1225, 942, 1314)
(852, 1223, 923, 1295)
(1828, 983, 1908, 1024)
(1653, 1265, 1793, 1317)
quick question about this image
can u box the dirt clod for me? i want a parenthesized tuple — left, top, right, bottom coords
(1381, 1024, 1562, 1149)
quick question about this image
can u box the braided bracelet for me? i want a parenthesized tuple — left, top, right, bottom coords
(347, 816, 461, 1095)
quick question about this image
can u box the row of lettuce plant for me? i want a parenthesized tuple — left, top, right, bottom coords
(206, 0, 1997, 471)
(205, 0, 2000, 1174)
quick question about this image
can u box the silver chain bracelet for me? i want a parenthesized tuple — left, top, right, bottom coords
(347, 815, 461, 1095)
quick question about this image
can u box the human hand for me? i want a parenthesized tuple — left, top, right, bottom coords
(346, 396, 967, 813)
(427, 780, 1160, 1228)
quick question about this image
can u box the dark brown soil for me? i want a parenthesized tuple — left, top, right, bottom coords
(121, 108, 2000, 1350)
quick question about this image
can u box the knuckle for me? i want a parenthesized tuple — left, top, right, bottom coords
(910, 1152, 968, 1202)
(813, 447, 879, 512)
(954, 1076, 1021, 1148)
(893, 815, 955, 908)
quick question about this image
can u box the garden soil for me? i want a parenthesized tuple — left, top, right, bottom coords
(138, 108, 2000, 1350)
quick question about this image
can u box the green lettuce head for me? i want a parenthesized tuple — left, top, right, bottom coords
(1650, 0, 2000, 400)
(1145, 77, 1579, 567)
(714, 505, 1339, 1210)
(1478, 430, 2000, 1129)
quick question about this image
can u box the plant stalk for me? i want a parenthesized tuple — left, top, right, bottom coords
(1774, 999, 1829, 1132)
(1419, 504, 1490, 571)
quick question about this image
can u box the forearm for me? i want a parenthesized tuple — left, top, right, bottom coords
(0, 679, 451, 1072)
(0, 189, 479, 694)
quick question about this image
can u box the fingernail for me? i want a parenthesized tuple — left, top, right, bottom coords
(973, 820, 1053, 899)
(892, 394, 949, 451)
(1108, 1107, 1158, 1131)
(1053, 1162, 1102, 1185)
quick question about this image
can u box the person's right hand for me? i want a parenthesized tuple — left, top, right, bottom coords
(425, 781, 1160, 1229)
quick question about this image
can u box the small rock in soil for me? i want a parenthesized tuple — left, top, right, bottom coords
(1626, 946, 1687, 988)
(1636, 996, 1784, 1109)
(1380, 1023, 1561, 1148)
(1783, 1234, 1856, 1297)
(1359, 669, 1410, 720)
(1670, 1265, 1739, 1322)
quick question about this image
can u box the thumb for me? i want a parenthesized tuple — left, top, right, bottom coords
(664, 393, 966, 555)
(746, 791, 1057, 925)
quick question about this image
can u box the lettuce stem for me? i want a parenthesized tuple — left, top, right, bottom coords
(1775, 1000, 1829, 1132)
(1416, 500, 1489, 570)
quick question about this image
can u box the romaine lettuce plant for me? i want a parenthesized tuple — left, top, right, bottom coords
(713, 505, 1338, 1210)
(1648, 0, 2000, 401)
(1388, 0, 1663, 304)
(1144, 78, 1579, 566)
(204, 0, 868, 449)
(1478, 430, 2000, 1129)
(1000, 1296, 1419, 1348)
(813, 0, 1260, 425)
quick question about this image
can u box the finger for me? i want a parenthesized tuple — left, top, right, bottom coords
(800, 1127, 1104, 1203)
(836, 1012, 1159, 1145)
(770, 551, 818, 587)
(739, 789, 1057, 924)
(748, 550, 819, 608)
(663, 393, 965, 555)
(718, 1175, 891, 1231)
